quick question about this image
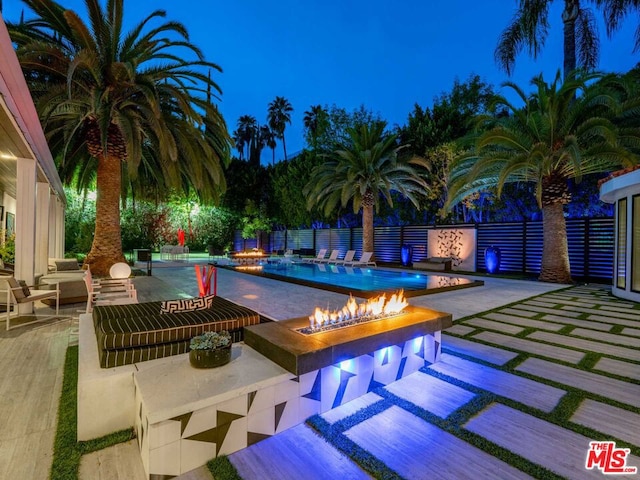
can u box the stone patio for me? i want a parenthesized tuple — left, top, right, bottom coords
(1, 262, 639, 479)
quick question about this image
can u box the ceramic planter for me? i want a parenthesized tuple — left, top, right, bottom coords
(189, 344, 232, 368)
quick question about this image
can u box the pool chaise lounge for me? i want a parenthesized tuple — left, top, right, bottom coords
(93, 296, 262, 368)
(343, 251, 377, 267)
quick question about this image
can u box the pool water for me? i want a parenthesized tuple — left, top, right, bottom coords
(231, 261, 479, 296)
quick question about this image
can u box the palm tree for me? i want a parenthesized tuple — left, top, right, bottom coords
(303, 104, 328, 149)
(9, 0, 230, 275)
(260, 125, 277, 165)
(234, 115, 258, 161)
(267, 96, 293, 161)
(446, 71, 639, 283)
(232, 130, 246, 160)
(304, 121, 430, 255)
(496, 0, 600, 76)
(597, 0, 640, 51)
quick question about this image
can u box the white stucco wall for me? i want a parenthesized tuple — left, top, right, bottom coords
(427, 227, 477, 271)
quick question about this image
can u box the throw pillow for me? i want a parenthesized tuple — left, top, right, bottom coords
(55, 259, 79, 271)
(160, 294, 216, 314)
(17, 280, 30, 298)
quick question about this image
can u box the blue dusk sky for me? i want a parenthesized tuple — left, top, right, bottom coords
(4, 0, 639, 164)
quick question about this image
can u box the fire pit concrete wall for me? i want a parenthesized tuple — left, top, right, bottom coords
(134, 332, 443, 479)
(132, 305, 451, 478)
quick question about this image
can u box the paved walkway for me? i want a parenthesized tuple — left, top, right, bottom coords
(2, 261, 639, 479)
(229, 284, 640, 480)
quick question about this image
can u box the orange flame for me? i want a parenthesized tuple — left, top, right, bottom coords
(308, 290, 408, 329)
(235, 251, 265, 257)
(384, 291, 409, 315)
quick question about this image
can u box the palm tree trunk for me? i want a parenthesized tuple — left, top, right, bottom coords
(282, 134, 288, 162)
(562, 0, 579, 76)
(84, 154, 126, 275)
(539, 202, 572, 283)
(362, 201, 374, 255)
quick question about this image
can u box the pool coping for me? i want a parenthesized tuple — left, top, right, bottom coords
(216, 263, 484, 298)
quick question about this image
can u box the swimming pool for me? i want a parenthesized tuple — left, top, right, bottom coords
(227, 261, 483, 297)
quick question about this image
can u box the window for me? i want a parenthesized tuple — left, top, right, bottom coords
(617, 198, 627, 289)
(632, 196, 640, 292)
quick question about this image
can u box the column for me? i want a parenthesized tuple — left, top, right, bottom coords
(15, 157, 37, 313)
(35, 182, 50, 276)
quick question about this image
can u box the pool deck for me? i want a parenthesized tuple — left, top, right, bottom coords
(2, 258, 639, 479)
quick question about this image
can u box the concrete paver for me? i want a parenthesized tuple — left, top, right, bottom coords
(537, 314, 614, 331)
(593, 357, 640, 381)
(516, 357, 640, 408)
(465, 403, 640, 480)
(528, 331, 640, 362)
(384, 371, 476, 418)
(570, 328, 640, 348)
(320, 392, 383, 425)
(483, 312, 564, 331)
(427, 354, 565, 413)
(564, 305, 640, 321)
(570, 399, 640, 447)
(445, 324, 476, 336)
(345, 405, 532, 480)
(463, 317, 524, 335)
(442, 334, 519, 365)
(472, 331, 585, 364)
(5, 262, 637, 480)
(231, 424, 373, 480)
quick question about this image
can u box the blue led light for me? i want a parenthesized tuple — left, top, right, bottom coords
(340, 359, 354, 371)
(413, 336, 423, 353)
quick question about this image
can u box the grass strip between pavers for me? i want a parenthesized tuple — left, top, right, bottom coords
(51, 345, 134, 480)
(307, 411, 403, 480)
(437, 324, 640, 451)
(304, 385, 560, 480)
(53, 285, 637, 479)
(303, 285, 640, 479)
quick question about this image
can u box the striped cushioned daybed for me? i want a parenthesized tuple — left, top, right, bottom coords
(93, 296, 261, 368)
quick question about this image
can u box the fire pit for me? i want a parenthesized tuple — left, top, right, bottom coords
(230, 250, 266, 265)
(297, 291, 409, 335)
(244, 294, 452, 376)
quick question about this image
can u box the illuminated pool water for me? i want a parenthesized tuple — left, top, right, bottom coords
(228, 261, 482, 297)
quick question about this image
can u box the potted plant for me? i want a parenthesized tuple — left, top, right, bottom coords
(189, 330, 232, 368)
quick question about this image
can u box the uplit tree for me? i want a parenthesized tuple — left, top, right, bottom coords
(305, 121, 430, 255)
(446, 71, 640, 283)
(9, 0, 230, 274)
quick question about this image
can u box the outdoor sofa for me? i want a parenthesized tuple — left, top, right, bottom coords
(92, 295, 261, 368)
(38, 258, 87, 305)
(413, 257, 453, 272)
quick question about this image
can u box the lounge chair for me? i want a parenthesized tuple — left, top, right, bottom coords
(316, 249, 340, 264)
(344, 251, 377, 267)
(302, 248, 327, 263)
(0, 275, 60, 330)
(331, 250, 356, 265)
(92, 296, 261, 368)
(84, 267, 137, 313)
